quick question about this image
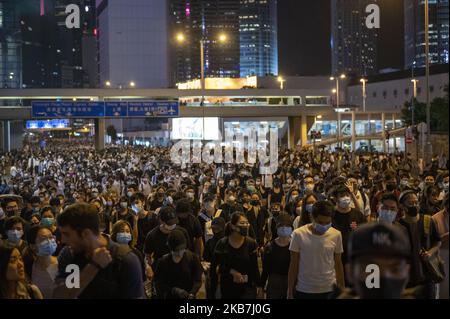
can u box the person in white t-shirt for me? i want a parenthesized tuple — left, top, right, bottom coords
(288, 200, 345, 299)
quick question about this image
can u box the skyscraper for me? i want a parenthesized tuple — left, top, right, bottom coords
(331, 0, 378, 77)
(97, 0, 170, 88)
(171, 0, 240, 83)
(404, 0, 449, 69)
(239, 0, 278, 77)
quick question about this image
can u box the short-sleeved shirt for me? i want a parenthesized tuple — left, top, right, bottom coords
(56, 236, 144, 299)
(143, 226, 192, 264)
(289, 225, 343, 294)
(137, 212, 159, 250)
(332, 208, 367, 264)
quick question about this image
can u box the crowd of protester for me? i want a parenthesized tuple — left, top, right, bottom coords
(0, 142, 448, 299)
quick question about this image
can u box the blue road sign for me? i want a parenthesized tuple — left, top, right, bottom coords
(32, 102, 105, 118)
(105, 102, 128, 117)
(127, 101, 179, 117)
(32, 101, 179, 118)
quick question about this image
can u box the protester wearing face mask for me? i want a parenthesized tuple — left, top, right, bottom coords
(219, 189, 241, 222)
(39, 207, 57, 234)
(265, 202, 282, 242)
(420, 185, 442, 216)
(22, 196, 41, 222)
(0, 246, 43, 299)
(111, 220, 146, 282)
(268, 181, 285, 210)
(245, 193, 269, 248)
(2, 198, 21, 218)
(332, 186, 366, 268)
(198, 195, 222, 244)
(154, 229, 202, 299)
(288, 201, 345, 299)
(399, 190, 442, 299)
(286, 189, 300, 216)
(149, 187, 166, 211)
(130, 193, 159, 252)
(262, 213, 293, 299)
(376, 193, 404, 227)
(144, 207, 191, 281)
(294, 194, 318, 229)
(339, 223, 412, 299)
(54, 203, 144, 299)
(111, 196, 135, 231)
(211, 212, 263, 299)
(2, 216, 29, 255)
(370, 172, 400, 219)
(25, 226, 58, 299)
(346, 174, 371, 218)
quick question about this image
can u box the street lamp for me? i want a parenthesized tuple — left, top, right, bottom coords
(411, 79, 419, 126)
(130, 81, 136, 88)
(277, 76, 286, 90)
(360, 78, 367, 112)
(105, 81, 111, 87)
(330, 74, 346, 147)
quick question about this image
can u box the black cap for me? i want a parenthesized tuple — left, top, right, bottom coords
(348, 223, 411, 260)
(276, 213, 293, 227)
(167, 229, 187, 251)
(159, 206, 178, 225)
(211, 217, 226, 230)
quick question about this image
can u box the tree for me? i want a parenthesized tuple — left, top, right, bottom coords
(106, 125, 118, 143)
(401, 85, 449, 132)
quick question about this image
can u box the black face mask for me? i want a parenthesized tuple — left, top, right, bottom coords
(406, 205, 419, 217)
(236, 226, 249, 237)
(356, 277, 406, 299)
(386, 183, 397, 192)
(250, 200, 260, 206)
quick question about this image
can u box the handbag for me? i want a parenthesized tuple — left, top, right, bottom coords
(422, 215, 446, 283)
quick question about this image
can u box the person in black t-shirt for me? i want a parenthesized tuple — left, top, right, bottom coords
(204, 217, 226, 299)
(399, 190, 442, 299)
(111, 196, 135, 230)
(143, 207, 191, 274)
(54, 203, 144, 299)
(176, 199, 203, 257)
(211, 212, 263, 299)
(332, 186, 366, 267)
(154, 229, 203, 299)
(219, 188, 242, 222)
(130, 193, 159, 251)
(261, 213, 292, 299)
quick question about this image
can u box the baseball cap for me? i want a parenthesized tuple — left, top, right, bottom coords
(348, 223, 411, 260)
(159, 206, 178, 225)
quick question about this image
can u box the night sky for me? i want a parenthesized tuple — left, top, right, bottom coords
(278, 0, 405, 76)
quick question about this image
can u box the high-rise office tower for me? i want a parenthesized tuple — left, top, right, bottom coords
(405, 0, 449, 69)
(171, 0, 240, 83)
(239, 0, 278, 77)
(97, 0, 170, 88)
(331, 0, 379, 77)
